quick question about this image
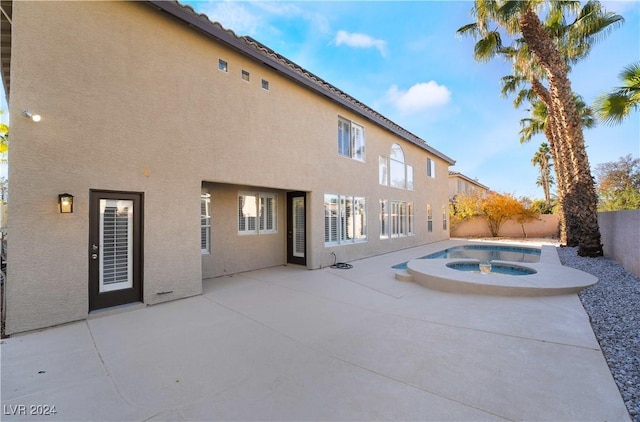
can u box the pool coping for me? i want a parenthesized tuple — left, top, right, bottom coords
(396, 242, 597, 296)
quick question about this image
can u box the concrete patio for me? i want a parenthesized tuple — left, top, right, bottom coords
(0, 240, 630, 421)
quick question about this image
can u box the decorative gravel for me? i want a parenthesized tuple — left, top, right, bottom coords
(557, 246, 640, 421)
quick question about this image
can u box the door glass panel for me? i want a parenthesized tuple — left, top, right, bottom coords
(293, 197, 304, 258)
(100, 199, 133, 292)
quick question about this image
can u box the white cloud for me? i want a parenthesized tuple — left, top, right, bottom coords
(199, 2, 262, 35)
(385, 81, 452, 114)
(335, 30, 388, 57)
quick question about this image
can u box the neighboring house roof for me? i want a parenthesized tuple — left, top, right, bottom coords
(448, 171, 490, 191)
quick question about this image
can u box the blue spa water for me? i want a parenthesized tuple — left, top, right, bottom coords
(392, 245, 541, 270)
(445, 262, 537, 276)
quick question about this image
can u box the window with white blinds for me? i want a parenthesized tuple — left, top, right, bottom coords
(238, 192, 277, 235)
(99, 199, 133, 292)
(324, 194, 367, 246)
(201, 194, 211, 254)
(292, 196, 305, 258)
(381, 199, 414, 239)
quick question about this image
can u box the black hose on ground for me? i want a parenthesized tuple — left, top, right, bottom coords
(330, 252, 353, 269)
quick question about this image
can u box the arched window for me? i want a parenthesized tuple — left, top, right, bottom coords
(380, 143, 413, 189)
(390, 143, 404, 162)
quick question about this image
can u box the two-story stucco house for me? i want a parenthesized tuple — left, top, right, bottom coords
(1, 0, 455, 335)
(448, 171, 490, 200)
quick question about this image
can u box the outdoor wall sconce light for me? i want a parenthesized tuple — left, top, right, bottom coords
(58, 193, 74, 213)
(21, 110, 41, 122)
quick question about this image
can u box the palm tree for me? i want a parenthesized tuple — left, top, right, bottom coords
(458, 0, 622, 256)
(594, 62, 640, 125)
(518, 95, 597, 242)
(532, 142, 554, 205)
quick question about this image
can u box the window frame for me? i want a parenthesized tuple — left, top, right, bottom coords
(218, 58, 228, 73)
(427, 158, 436, 178)
(351, 122, 365, 161)
(427, 204, 433, 233)
(338, 118, 352, 158)
(238, 191, 277, 235)
(379, 199, 389, 239)
(201, 194, 211, 254)
(324, 194, 367, 246)
(408, 202, 414, 235)
(381, 144, 413, 190)
(379, 156, 389, 186)
(353, 197, 367, 241)
(385, 200, 414, 239)
(337, 117, 365, 162)
(442, 205, 448, 230)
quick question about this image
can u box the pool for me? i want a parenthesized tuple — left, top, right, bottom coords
(395, 242, 597, 296)
(392, 244, 541, 269)
(424, 245, 540, 262)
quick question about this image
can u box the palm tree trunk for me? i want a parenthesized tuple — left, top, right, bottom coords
(520, 8, 602, 256)
(530, 78, 576, 245)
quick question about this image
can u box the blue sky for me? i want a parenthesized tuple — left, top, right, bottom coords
(2, 1, 638, 198)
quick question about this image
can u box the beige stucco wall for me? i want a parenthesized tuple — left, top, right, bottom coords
(6, 1, 451, 334)
(451, 214, 560, 239)
(598, 210, 640, 278)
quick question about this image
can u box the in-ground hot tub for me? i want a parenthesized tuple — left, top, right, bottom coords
(395, 243, 596, 296)
(446, 261, 537, 276)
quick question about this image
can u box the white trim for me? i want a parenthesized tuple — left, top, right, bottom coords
(238, 191, 277, 235)
(324, 194, 367, 246)
(201, 194, 211, 254)
(99, 199, 134, 293)
(384, 200, 414, 239)
(338, 116, 366, 162)
(218, 58, 228, 73)
(427, 158, 436, 178)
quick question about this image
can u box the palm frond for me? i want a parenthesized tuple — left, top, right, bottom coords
(497, 1, 525, 34)
(619, 62, 640, 91)
(513, 88, 536, 108)
(594, 92, 632, 125)
(566, 1, 624, 47)
(474, 30, 503, 62)
(456, 22, 481, 38)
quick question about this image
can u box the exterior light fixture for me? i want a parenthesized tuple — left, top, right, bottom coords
(22, 110, 41, 122)
(58, 193, 74, 213)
